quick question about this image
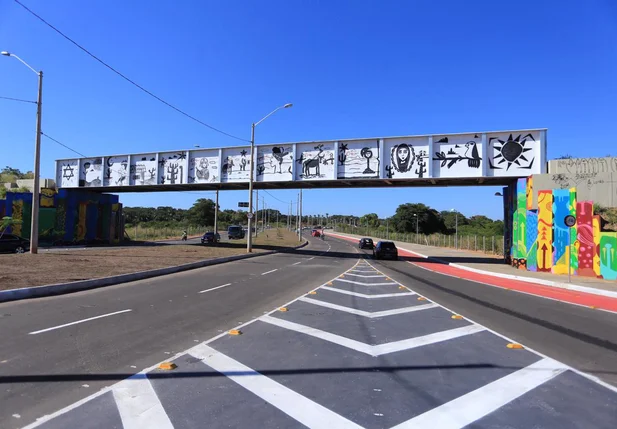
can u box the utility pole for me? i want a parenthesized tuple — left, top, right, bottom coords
(254, 189, 258, 238)
(214, 189, 219, 235)
(298, 189, 303, 241)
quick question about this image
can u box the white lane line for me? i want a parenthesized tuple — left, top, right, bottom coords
(308, 257, 315, 260)
(112, 375, 174, 429)
(260, 315, 484, 356)
(261, 269, 278, 275)
(392, 358, 567, 429)
(336, 278, 398, 286)
(321, 286, 416, 299)
(199, 283, 232, 294)
(28, 309, 132, 335)
(299, 297, 438, 318)
(190, 344, 363, 429)
(345, 273, 386, 278)
(292, 262, 302, 266)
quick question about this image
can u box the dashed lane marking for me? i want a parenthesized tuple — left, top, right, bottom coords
(320, 286, 417, 299)
(199, 283, 232, 294)
(392, 358, 567, 429)
(345, 273, 387, 278)
(292, 262, 302, 266)
(260, 314, 485, 356)
(261, 269, 278, 275)
(299, 297, 439, 317)
(189, 344, 364, 429)
(28, 309, 133, 335)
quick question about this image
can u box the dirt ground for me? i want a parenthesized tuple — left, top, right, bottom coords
(0, 229, 303, 290)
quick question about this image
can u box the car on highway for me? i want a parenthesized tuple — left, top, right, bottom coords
(227, 225, 245, 240)
(373, 240, 398, 260)
(358, 237, 374, 249)
(201, 231, 221, 244)
(0, 233, 30, 254)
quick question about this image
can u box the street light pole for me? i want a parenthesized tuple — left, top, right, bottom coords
(246, 103, 292, 253)
(1, 51, 42, 254)
(298, 189, 303, 242)
(214, 189, 219, 235)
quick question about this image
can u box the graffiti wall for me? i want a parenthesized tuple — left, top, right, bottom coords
(433, 134, 483, 178)
(158, 152, 188, 185)
(221, 147, 251, 182)
(508, 177, 617, 281)
(189, 149, 219, 184)
(104, 156, 129, 187)
(384, 137, 429, 179)
(1, 189, 123, 244)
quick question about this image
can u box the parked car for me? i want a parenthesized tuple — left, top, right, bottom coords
(227, 225, 245, 240)
(373, 241, 398, 260)
(358, 237, 374, 249)
(0, 233, 30, 254)
(311, 229, 321, 237)
(201, 231, 221, 244)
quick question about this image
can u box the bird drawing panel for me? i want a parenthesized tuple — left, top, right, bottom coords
(432, 134, 483, 178)
(103, 156, 129, 187)
(221, 147, 251, 182)
(337, 140, 380, 179)
(130, 153, 158, 186)
(383, 137, 429, 179)
(257, 145, 294, 182)
(488, 131, 541, 176)
(295, 142, 335, 181)
(189, 149, 219, 184)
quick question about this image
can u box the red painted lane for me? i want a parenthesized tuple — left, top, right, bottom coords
(329, 233, 617, 313)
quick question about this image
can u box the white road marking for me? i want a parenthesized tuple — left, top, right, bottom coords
(260, 315, 484, 356)
(335, 278, 398, 286)
(321, 286, 416, 298)
(299, 297, 438, 317)
(261, 269, 278, 275)
(292, 261, 302, 266)
(199, 283, 232, 294)
(392, 358, 567, 429)
(190, 344, 363, 429)
(308, 257, 315, 260)
(112, 375, 174, 429)
(28, 309, 132, 335)
(345, 273, 386, 278)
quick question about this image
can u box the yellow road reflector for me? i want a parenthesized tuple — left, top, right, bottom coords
(398, 286, 406, 290)
(308, 291, 317, 295)
(506, 343, 524, 349)
(590, 305, 597, 309)
(159, 362, 177, 370)
(229, 329, 242, 336)
(327, 282, 333, 285)
(417, 297, 427, 301)
(279, 307, 288, 312)
(340, 275, 345, 278)
(386, 277, 391, 281)
(451, 315, 463, 320)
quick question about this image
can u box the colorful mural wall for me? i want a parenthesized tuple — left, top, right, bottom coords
(0, 189, 123, 244)
(506, 177, 617, 281)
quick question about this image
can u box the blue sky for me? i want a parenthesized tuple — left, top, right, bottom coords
(1, 0, 616, 220)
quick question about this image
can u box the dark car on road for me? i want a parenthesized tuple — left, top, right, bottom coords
(0, 233, 30, 254)
(359, 238, 374, 249)
(201, 231, 221, 244)
(227, 225, 245, 240)
(373, 241, 398, 260)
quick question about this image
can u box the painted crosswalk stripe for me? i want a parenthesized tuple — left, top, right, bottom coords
(299, 297, 438, 317)
(260, 315, 484, 356)
(190, 344, 363, 429)
(321, 286, 416, 298)
(336, 278, 398, 286)
(112, 374, 174, 429)
(391, 358, 567, 429)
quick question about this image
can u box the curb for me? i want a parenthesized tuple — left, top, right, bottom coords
(328, 232, 617, 299)
(0, 240, 309, 304)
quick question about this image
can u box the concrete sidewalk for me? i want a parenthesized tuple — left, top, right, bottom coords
(331, 231, 617, 296)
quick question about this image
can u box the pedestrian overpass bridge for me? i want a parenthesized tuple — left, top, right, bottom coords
(55, 128, 546, 192)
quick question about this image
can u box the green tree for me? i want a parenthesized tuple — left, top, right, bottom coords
(186, 198, 216, 226)
(391, 203, 445, 234)
(360, 213, 380, 228)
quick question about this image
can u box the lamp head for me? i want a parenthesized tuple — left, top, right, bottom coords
(1, 51, 11, 57)
(283, 103, 293, 109)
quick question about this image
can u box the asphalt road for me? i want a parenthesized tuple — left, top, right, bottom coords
(2, 235, 617, 428)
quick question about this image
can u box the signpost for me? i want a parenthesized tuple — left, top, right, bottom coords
(247, 212, 253, 220)
(564, 215, 576, 283)
(238, 202, 249, 208)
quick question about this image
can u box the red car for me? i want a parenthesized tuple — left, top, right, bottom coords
(311, 229, 321, 237)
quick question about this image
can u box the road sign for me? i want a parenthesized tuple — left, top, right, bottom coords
(247, 212, 253, 219)
(564, 215, 576, 228)
(238, 202, 249, 208)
